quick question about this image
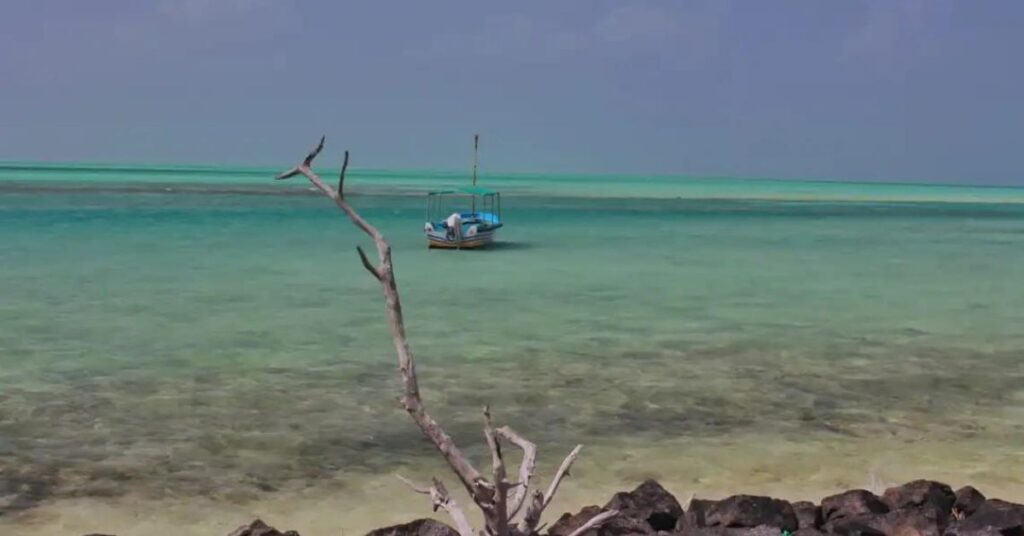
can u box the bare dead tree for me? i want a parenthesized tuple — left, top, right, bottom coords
(275, 138, 617, 536)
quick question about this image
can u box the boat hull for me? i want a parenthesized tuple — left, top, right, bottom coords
(426, 228, 498, 249)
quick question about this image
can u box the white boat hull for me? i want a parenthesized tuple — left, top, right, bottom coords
(425, 227, 498, 249)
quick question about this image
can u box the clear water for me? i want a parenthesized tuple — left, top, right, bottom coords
(1, 163, 1023, 535)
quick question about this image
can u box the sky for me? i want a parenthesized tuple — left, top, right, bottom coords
(1, 1, 1023, 185)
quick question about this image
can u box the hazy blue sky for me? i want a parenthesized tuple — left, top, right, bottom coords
(2, 1, 1022, 184)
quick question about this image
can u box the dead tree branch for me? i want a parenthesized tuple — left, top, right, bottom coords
(543, 445, 583, 513)
(397, 475, 475, 536)
(484, 406, 510, 536)
(565, 510, 620, 536)
(275, 137, 616, 536)
(276, 137, 486, 500)
(495, 425, 537, 521)
(519, 444, 583, 532)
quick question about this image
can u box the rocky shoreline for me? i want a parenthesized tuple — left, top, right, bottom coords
(86, 479, 1020, 536)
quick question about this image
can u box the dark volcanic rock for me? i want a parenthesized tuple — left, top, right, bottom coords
(227, 519, 301, 536)
(680, 525, 784, 536)
(703, 495, 798, 532)
(793, 501, 823, 530)
(365, 519, 459, 536)
(684, 499, 716, 529)
(604, 479, 683, 532)
(883, 481, 956, 514)
(821, 490, 890, 524)
(827, 517, 887, 536)
(592, 515, 653, 536)
(945, 528, 1009, 536)
(549, 505, 650, 536)
(950, 499, 1024, 536)
(549, 506, 602, 536)
(953, 487, 988, 519)
(880, 508, 947, 536)
(828, 507, 952, 536)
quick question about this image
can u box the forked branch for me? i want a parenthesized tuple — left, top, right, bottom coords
(495, 425, 537, 520)
(275, 137, 616, 536)
(484, 407, 510, 536)
(276, 137, 485, 518)
(397, 475, 474, 536)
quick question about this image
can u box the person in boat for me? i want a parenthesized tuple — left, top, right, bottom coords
(444, 212, 462, 241)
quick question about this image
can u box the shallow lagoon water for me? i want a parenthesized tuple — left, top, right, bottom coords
(1, 166, 1023, 535)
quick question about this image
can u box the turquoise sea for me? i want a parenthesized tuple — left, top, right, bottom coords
(1, 162, 1023, 535)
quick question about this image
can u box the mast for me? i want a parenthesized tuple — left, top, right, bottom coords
(471, 134, 479, 213)
(472, 133, 480, 186)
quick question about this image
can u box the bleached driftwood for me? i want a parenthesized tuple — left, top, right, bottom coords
(275, 137, 616, 536)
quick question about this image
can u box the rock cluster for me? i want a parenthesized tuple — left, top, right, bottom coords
(226, 519, 301, 536)
(544, 479, 1023, 536)
(75, 480, 1024, 536)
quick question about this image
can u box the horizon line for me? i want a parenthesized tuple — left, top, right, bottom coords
(0, 158, 1021, 191)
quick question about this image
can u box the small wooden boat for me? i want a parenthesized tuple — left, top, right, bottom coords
(424, 135, 503, 249)
(424, 187, 503, 249)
